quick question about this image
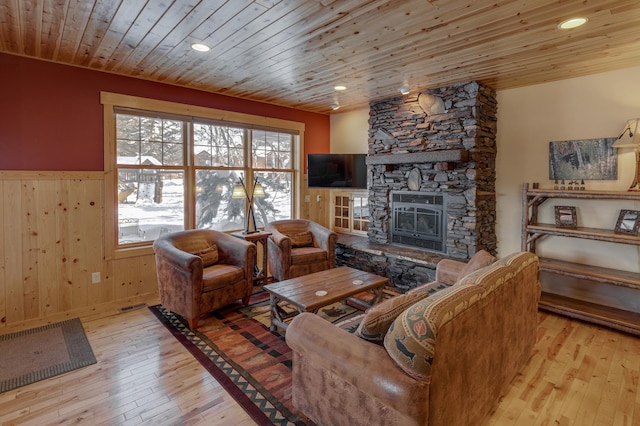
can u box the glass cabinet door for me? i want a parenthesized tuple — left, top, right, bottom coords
(332, 191, 368, 236)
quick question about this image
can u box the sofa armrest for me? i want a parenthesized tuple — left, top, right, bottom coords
(265, 225, 292, 280)
(286, 313, 429, 417)
(153, 238, 201, 273)
(308, 222, 337, 266)
(308, 222, 336, 250)
(213, 232, 255, 268)
(435, 258, 466, 285)
(266, 225, 291, 251)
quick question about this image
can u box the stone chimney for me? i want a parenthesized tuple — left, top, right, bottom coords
(366, 81, 498, 259)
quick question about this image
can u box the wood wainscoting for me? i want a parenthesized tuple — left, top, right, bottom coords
(0, 171, 158, 331)
(299, 175, 331, 229)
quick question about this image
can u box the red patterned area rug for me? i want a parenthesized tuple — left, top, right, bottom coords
(148, 290, 365, 426)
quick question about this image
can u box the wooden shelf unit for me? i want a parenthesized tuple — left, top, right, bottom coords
(522, 183, 640, 335)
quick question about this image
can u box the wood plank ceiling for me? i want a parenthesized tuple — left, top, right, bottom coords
(0, 0, 639, 114)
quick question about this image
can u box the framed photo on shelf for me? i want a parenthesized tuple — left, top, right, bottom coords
(614, 210, 640, 235)
(554, 206, 577, 228)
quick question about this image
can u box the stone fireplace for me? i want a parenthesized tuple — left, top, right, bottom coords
(366, 80, 497, 260)
(336, 80, 497, 291)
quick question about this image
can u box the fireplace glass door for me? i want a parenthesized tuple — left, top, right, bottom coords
(391, 192, 445, 252)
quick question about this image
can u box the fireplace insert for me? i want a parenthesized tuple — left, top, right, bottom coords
(390, 191, 446, 253)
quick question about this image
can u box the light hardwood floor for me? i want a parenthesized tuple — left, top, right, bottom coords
(0, 303, 638, 425)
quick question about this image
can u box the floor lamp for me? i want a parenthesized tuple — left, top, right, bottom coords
(232, 176, 265, 234)
(613, 119, 640, 191)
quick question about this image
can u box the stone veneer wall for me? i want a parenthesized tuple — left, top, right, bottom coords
(367, 81, 498, 260)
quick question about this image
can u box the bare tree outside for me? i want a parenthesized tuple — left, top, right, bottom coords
(115, 113, 295, 244)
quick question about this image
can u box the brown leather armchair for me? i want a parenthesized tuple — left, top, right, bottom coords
(265, 219, 337, 281)
(153, 229, 256, 329)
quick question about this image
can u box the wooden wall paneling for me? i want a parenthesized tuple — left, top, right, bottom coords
(95, 259, 115, 307)
(84, 179, 110, 307)
(306, 188, 330, 228)
(300, 174, 329, 226)
(0, 172, 160, 328)
(112, 255, 158, 302)
(4, 180, 24, 324)
(139, 256, 158, 296)
(300, 175, 309, 220)
(113, 257, 133, 301)
(23, 179, 42, 319)
(56, 179, 73, 312)
(67, 178, 89, 310)
(34, 179, 58, 320)
(0, 182, 5, 327)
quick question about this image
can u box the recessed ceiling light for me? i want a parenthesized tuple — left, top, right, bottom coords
(558, 17, 588, 30)
(334, 85, 347, 91)
(191, 43, 210, 52)
(399, 85, 410, 95)
(330, 102, 341, 110)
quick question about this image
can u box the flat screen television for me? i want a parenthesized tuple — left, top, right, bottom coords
(307, 153, 367, 189)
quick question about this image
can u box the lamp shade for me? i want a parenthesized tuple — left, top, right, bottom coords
(613, 119, 640, 148)
(231, 183, 246, 198)
(253, 183, 265, 198)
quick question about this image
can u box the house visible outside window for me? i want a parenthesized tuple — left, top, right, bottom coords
(103, 93, 303, 253)
(116, 113, 187, 244)
(193, 122, 294, 234)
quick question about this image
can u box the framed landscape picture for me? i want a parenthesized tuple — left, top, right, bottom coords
(549, 137, 617, 181)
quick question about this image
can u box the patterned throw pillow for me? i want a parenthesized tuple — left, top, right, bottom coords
(355, 291, 431, 344)
(195, 244, 218, 267)
(383, 285, 486, 381)
(289, 231, 314, 248)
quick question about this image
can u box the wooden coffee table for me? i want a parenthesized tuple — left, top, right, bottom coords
(263, 266, 389, 332)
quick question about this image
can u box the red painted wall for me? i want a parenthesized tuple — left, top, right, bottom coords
(0, 53, 330, 171)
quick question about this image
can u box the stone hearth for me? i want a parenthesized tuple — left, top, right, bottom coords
(336, 233, 447, 292)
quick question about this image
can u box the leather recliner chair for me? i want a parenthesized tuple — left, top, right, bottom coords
(265, 219, 337, 281)
(153, 229, 256, 329)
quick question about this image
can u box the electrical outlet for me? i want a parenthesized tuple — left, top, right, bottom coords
(304, 195, 310, 202)
(91, 272, 101, 284)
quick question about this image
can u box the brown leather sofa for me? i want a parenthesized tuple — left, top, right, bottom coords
(153, 229, 256, 329)
(265, 219, 337, 281)
(286, 251, 541, 426)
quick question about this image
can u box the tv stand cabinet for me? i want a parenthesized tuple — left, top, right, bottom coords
(522, 183, 640, 335)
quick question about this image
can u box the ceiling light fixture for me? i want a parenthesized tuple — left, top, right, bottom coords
(557, 17, 588, 30)
(330, 102, 341, 111)
(334, 85, 347, 91)
(191, 43, 211, 52)
(399, 85, 410, 95)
